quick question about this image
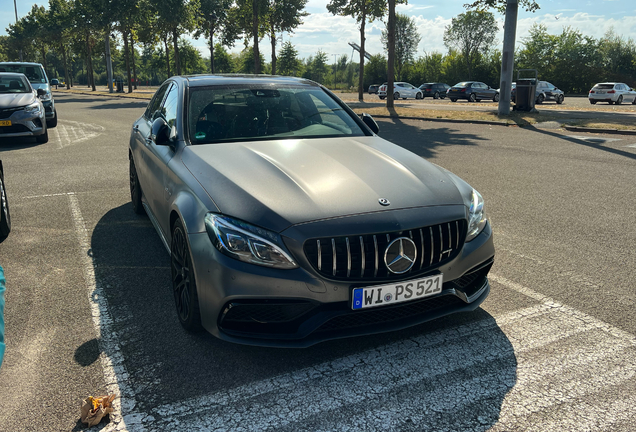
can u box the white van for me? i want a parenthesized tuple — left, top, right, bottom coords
(0, 62, 57, 128)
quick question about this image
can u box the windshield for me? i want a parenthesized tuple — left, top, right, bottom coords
(188, 84, 366, 144)
(420, 84, 433, 89)
(0, 64, 46, 84)
(454, 82, 470, 88)
(0, 74, 31, 94)
(594, 84, 614, 90)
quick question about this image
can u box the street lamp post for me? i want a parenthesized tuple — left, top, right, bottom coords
(14, 0, 22, 61)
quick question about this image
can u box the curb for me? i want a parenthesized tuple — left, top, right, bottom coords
(563, 125, 636, 136)
(355, 114, 511, 127)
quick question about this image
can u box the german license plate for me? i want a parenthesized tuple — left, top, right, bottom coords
(597, 91, 605, 94)
(0, 120, 11, 126)
(352, 274, 443, 310)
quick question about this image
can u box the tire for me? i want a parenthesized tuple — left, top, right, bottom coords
(46, 109, 58, 128)
(469, 93, 476, 103)
(415, 92, 422, 100)
(557, 95, 564, 105)
(609, 101, 614, 105)
(434, 91, 440, 99)
(536, 94, 545, 104)
(129, 156, 145, 215)
(589, 100, 597, 105)
(440, 95, 446, 99)
(616, 95, 623, 105)
(632, 98, 636, 105)
(379, 96, 385, 100)
(394, 92, 400, 100)
(171, 218, 202, 332)
(36, 128, 48, 143)
(0, 166, 10, 242)
(450, 98, 457, 102)
(493, 93, 499, 102)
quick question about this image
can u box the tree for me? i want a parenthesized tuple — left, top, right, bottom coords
(151, 0, 198, 76)
(327, 0, 385, 102)
(381, 13, 420, 81)
(47, 0, 74, 89)
(277, 41, 302, 76)
(267, 0, 308, 75)
(234, 0, 269, 74)
(310, 50, 330, 83)
(195, 0, 238, 73)
(443, 11, 496, 80)
(363, 54, 386, 89)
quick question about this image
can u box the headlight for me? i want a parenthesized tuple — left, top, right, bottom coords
(466, 189, 487, 242)
(204, 213, 298, 269)
(25, 102, 42, 113)
(40, 91, 52, 101)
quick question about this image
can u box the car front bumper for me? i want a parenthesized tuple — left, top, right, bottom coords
(42, 99, 55, 119)
(0, 107, 46, 138)
(188, 207, 495, 347)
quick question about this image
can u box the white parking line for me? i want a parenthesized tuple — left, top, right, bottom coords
(61, 192, 636, 432)
(67, 193, 134, 432)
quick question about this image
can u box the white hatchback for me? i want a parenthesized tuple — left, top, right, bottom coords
(588, 82, 636, 105)
(378, 82, 423, 100)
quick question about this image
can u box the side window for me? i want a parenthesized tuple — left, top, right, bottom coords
(161, 84, 179, 128)
(145, 83, 170, 120)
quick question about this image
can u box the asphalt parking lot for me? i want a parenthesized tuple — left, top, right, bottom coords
(0, 93, 635, 431)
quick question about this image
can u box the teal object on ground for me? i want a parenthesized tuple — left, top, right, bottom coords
(0, 265, 5, 369)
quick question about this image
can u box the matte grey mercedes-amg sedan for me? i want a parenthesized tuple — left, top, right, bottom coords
(129, 75, 495, 347)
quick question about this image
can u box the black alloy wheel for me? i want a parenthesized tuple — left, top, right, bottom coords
(616, 95, 623, 105)
(632, 97, 636, 105)
(415, 92, 422, 99)
(394, 92, 400, 100)
(493, 93, 500, 102)
(434, 91, 440, 99)
(536, 94, 545, 104)
(171, 219, 202, 332)
(557, 95, 564, 104)
(129, 156, 145, 215)
(0, 166, 10, 241)
(469, 93, 476, 102)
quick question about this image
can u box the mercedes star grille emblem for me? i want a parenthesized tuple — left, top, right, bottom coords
(378, 198, 390, 206)
(384, 237, 417, 274)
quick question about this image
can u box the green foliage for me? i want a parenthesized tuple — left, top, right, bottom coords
(381, 13, 421, 81)
(464, 0, 540, 13)
(363, 54, 387, 88)
(443, 10, 497, 79)
(278, 41, 303, 76)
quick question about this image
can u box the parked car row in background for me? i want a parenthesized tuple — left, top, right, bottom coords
(447, 81, 499, 103)
(588, 82, 636, 105)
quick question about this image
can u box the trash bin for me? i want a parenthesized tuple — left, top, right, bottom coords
(116, 79, 123, 93)
(515, 78, 537, 111)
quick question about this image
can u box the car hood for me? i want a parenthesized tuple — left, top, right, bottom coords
(0, 92, 35, 108)
(182, 136, 465, 232)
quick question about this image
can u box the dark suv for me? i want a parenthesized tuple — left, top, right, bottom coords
(418, 83, 450, 99)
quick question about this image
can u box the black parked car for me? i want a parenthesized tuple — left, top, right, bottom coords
(418, 83, 450, 99)
(511, 81, 564, 104)
(447, 81, 499, 103)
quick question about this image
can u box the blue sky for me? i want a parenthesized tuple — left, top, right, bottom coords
(2, 0, 636, 61)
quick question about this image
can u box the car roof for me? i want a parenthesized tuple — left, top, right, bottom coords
(176, 74, 321, 88)
(0, 72, 28, 79)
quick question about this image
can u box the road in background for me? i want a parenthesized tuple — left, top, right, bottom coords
(0, 94, 634, 431)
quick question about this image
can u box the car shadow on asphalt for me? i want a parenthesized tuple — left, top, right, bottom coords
(82, 203, 518, 428)
(522, 125, 636, 161)
(0, 136, 47, 150)
(374, 114, 489, 159)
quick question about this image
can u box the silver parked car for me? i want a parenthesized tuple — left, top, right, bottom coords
(588, 82, 636, 105)
(129, 75, 495, 347)
(0, 73, 48, 143)
(378, 82, 423, 100)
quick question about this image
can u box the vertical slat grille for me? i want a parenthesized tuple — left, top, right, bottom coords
(303, 220, 466, 281)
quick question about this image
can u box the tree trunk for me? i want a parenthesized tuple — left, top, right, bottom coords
(130, 33, 138, 89)
(123, 30, 133, 93)
(86, 31, 95, 91)
(209, 24, 215, 73)
(61, 44, 70, 90)
(387, 0, 395, 109)
(172, 29, 181, 75)
(253, 0, 260, 74)
(358, 8, 366, 102)
(105, 28, 114, 93)
(270, 23, 277, 75)
(163, 35, 171, 77)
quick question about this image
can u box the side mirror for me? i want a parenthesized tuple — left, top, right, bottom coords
(151, 117, 174, 146)
(36, 88, 46, 97)
(361, 113, 379, 134)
